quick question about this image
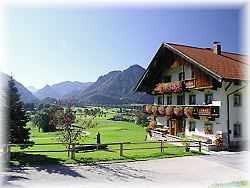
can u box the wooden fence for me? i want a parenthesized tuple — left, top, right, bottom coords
(1, 140, 202, 160)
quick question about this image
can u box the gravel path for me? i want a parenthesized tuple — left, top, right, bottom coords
(1, 152, 249, 188)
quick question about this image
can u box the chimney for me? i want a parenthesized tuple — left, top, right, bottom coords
(212, 41, 221, 55)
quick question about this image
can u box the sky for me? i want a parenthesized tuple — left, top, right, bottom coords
(1, 4, 245, 89)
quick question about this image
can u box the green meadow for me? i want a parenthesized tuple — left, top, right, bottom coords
(10, 107, 203, 167)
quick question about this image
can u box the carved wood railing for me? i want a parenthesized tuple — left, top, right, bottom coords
(143, 104, 220, 119)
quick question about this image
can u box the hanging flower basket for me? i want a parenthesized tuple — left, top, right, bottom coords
(174, 106, 183, 116)
(184, 107, 193, 118)
(151, 105, 158, 115)
(165, 106, 174, 116)
(158, 106, 165, 115)
(145, 105, 152, 113)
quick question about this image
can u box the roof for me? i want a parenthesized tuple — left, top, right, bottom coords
(134, 42, 249, 92)
(165, 43, 249, 81)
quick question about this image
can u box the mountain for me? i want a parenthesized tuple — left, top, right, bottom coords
(26, 86, 38, 93)
(34, 85, 61, 100)
(0, 71, 38, 102)
(75, 65, 153, 105)
(51, 81, 93, 98)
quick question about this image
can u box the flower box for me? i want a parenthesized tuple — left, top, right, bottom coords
(165, 106, 174, 116)
(158, 106, 165, 115)
(174, 106, 183, 116)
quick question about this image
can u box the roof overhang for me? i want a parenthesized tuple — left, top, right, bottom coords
(134, 43, 226, 93)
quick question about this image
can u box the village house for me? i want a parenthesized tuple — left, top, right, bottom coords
(134, 42, 249, 150)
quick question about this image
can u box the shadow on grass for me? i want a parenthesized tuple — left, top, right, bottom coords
(2, 152, 86, 187)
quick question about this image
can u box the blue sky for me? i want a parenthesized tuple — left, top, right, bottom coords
(4, 6, 243, 89)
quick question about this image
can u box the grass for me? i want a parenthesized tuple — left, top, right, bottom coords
(209, 180, 249, 187)
(10, 108, 204, 167)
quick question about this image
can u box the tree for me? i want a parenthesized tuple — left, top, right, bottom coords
(32, 107, 56, 132)
(53, 107, 98, 157)
(6, 76, 34, 149)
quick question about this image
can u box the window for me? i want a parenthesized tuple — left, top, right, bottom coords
(177, 95, 184, 105)
(191, 70, 195, 78)
(157, 96, 163, 105)
(234, 80, 242, 86)
(167, 96, 172, 105)
(189, 95, 196, 105)
(164, 75, 171, 83)
(233, 94, 241, 107)
(204, 123, 213, 134)
(178, 72, 183, 81)
(205, 94, 213, 105)
(189, 122, 196, 132)
(233, 123, 241, 137)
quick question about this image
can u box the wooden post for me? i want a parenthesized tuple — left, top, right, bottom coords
(199, 141, 202, 152)
(160, 140, 164, 153)
(71, 143, 75, 159)
(120, 143, 123, 157)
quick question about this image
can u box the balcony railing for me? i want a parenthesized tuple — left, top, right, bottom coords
(152, 77, 215, 94)
(183, 78, 196, 89)
(143, 104, 219, 119)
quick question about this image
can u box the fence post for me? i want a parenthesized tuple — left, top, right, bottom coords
(120, 143, 123, 157)
(160, 140, 164, 153)
(198, 141, 201, 152)
(71, 143, 75, 159)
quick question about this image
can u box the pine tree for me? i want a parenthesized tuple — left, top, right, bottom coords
(6, 76, 33, 149)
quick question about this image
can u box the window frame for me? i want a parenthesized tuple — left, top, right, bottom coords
(189, 94, 196, 105)
(233, 123, 241, 137)
(166, 96, 172, 105)
(233, 94, 241, 107)
(189, 121, 196, 132)
(205, 93, 213, 105)
(177, 95, 184, 105)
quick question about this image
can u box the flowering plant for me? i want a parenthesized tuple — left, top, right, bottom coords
(145, 105, 152, 113)
(145, 120, 157, 133)
(151, 105, 158, 115)
(165, 106, 174, 116)
(214, 131, 223, 148)
(154, 81, 183, 94)
(174, 106, 183, 116)
(184, 107, 193, 118)
(204, 126, 213, 134)
(158, 106, 165, 115)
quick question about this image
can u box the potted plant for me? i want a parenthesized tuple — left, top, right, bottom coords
(145, 105, 152, 113)
(184, 107, 193, 118)
(145, 120, 157, 135)
(158, 106, 165, 115)
(151, 105, 158, 115)
(165, 106, 174, 116)
(174, 106, 183, 116)
(180, 133, 191, 152)
(214, 131, 223, 148)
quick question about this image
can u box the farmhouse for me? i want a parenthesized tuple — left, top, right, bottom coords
(134, 42, 249, 150)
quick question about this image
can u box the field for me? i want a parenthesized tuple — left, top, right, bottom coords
(10, 107, 203, 166)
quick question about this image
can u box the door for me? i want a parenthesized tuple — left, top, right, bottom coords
(169, 120, 184, 136)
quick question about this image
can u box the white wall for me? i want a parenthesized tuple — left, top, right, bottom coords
(153, 78, 249, 146)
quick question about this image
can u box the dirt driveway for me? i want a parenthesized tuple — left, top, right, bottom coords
(1, 152, 249, 188)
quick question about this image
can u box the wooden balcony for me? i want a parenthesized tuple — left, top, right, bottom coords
(183, 78, 196, 89)
(143, 104, 219, 120)
(192, 106, 219, 118)
(152, 77, 214, 95)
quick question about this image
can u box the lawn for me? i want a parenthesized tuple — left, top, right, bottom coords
(10, 108, 204, 167)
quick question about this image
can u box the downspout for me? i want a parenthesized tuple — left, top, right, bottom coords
(226, 84, 248, 148)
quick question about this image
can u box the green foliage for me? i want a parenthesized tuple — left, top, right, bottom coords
(6, 76, 34, 149)
(32, 107, 56, 132)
